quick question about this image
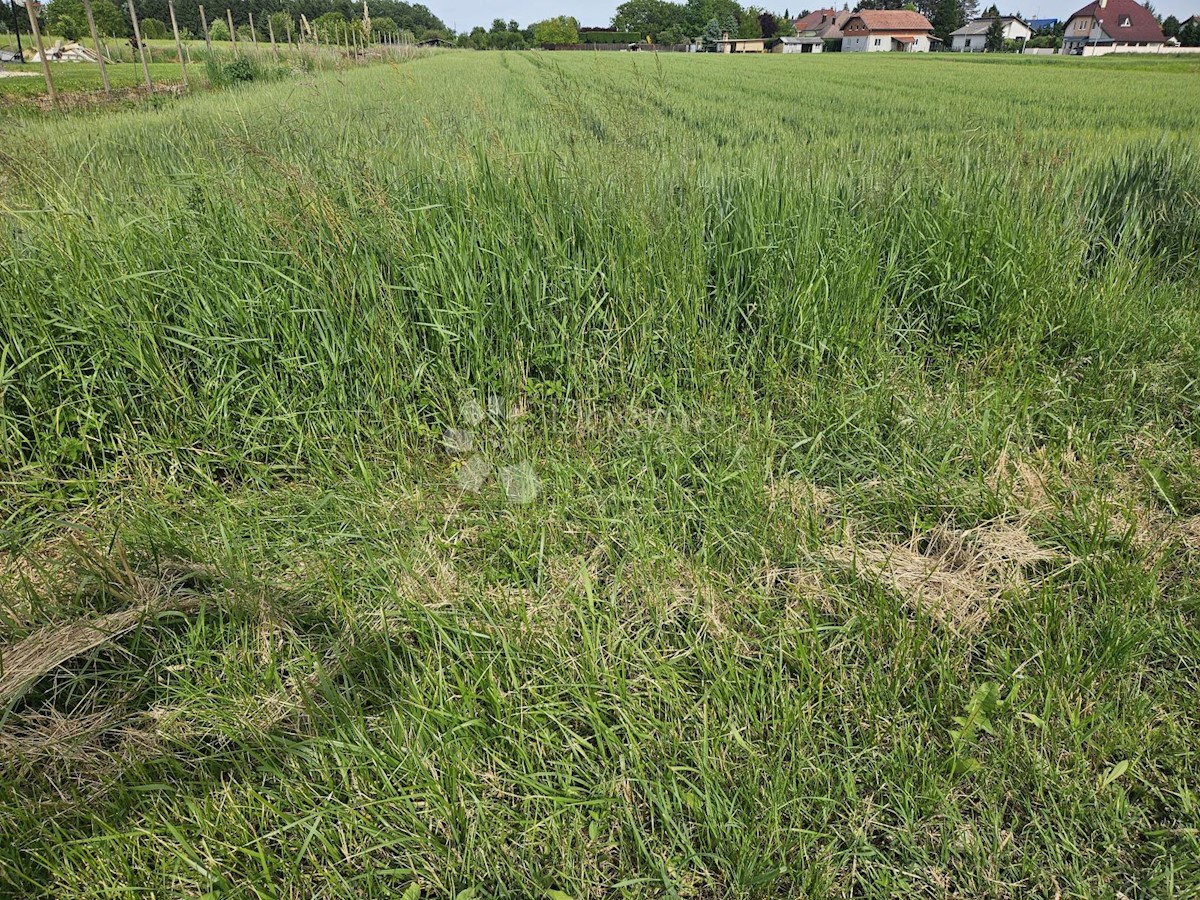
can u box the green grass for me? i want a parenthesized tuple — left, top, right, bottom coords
(1, 51, 1200, 897)
(0, 61, 193, 99)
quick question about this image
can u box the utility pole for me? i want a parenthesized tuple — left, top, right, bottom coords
(9, 0, 22, 62)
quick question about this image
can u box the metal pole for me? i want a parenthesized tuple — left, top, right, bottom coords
(126, 0, 152, 91)
(23, 0, 54, 102)
(81, 0, 110, 94)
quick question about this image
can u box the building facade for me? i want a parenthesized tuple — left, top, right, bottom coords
(841, 10, 935, 51)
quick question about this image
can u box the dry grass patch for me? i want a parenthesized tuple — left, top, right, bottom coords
(828, 521, 1058, 634)
(0, 543, 215, 705)
(987, 447, 1058, 515)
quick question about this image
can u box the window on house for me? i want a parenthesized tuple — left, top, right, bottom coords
(1119, 14, 1131, 25)
(966, 37, 973, 46)
(874, 37, 880, 44)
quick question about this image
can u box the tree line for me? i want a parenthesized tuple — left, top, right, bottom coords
(8, 0, 451, 43)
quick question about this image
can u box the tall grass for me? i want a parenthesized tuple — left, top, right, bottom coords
(1, 53, 1199, 897)
(3, 54, 1197, 483)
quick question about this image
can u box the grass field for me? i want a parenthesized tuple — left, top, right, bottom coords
(2, 50, 1200, 897)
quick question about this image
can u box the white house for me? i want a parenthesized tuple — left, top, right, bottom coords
(950, 16, 1034, 50)
(841, 10, 935, 51)
(1061, 0, 1166, 53)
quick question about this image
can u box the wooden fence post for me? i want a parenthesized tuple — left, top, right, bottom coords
(23, 0, 55, 104)
(248, 11, 258, 50)
(199, 4, 211, 51)
(285, 17, 292, 48)
(126, 0, 152, 91)
(267, 16, 278, 61)
(167, 0, 187, 88)
(80, 0, 111, 95)
(227, 8, 237, 53)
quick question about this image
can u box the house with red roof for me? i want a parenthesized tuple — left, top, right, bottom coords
(841, 9, 936, 51)
(1061, 0, 1166, 53)
(782, 8, 853, 52)
(793, 8, 853, 39)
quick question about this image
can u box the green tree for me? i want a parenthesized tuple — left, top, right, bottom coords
(612, 0, 688, 38)
(981, 3, 999, 15)
(930, 0, 965, 42)
(1179, 20, 1200, 45)
(56, 13, 84, 38)
(490, 29, 526, 48)
(140, 16, 169, 39)
(1161, 14, 1178, 37)
(701, 15, 722, 47)
(738, 10, 762, 36)
(685, 0, 744, 34)
(208, 17, 230, 40)
(312, 11, 347, 41)
(371, 15, 398, 35)
(92, 0, 124, 36)
(47, 0, 123, 39)
(268, 12, 294, 40)
(531, 15, 579, 44)
(1025, 33, 1060, 47)
(46, 0, 84, 38)
(984, 16, 1003, 48)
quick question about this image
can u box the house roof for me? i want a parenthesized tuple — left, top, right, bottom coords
(1065, 0, 1166, 42)
(793, 8, 852, 37)
(778, 35, 824, 43)
(794, 8, 851, 29)
(843, 10, 934, 32)
(950, 16, 1031, 35)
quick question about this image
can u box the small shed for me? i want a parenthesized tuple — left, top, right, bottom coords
(715, 36, 768, 52)
(773, 36, 825, 52)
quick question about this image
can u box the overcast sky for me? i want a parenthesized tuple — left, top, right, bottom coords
(432, 0, 1199, 32)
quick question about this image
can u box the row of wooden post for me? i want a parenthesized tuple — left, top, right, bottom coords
(20, 0, 410, 107)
